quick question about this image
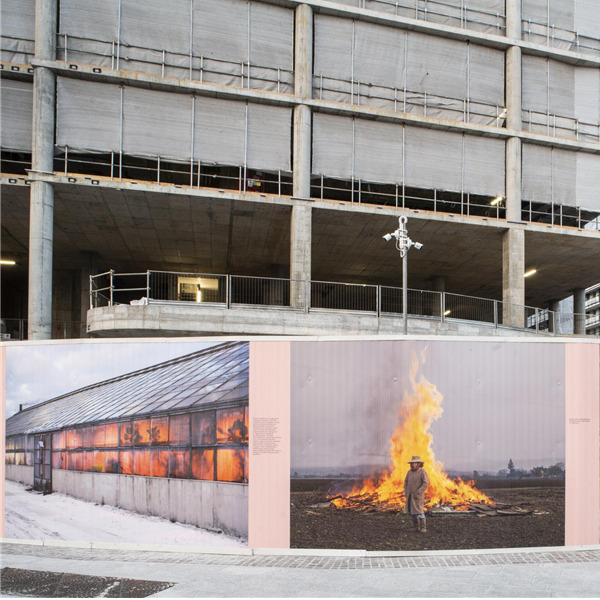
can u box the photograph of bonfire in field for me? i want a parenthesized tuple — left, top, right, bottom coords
(290, 340, 566, 551)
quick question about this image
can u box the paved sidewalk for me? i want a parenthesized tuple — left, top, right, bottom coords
(2, 542, 599, 597)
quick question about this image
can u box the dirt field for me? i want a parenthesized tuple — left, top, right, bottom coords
(290, 479, 565, 551)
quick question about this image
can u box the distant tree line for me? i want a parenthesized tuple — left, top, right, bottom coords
(494, 458, 566, 479)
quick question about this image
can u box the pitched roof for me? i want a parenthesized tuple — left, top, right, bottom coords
(6, 341, 248, 436)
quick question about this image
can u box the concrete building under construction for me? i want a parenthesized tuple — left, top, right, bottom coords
(1, 0, 599, 339)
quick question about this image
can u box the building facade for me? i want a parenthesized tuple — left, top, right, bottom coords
(1, 0, 599, 338)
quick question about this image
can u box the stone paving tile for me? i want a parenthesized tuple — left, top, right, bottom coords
(1, 543, 598, 572)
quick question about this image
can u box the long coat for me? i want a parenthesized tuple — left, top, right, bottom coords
(404, 467, 429, 515)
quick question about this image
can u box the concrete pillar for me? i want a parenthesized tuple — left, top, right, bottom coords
(290, 204, 312, 309)
(293, 4, 313, 200)
(291, 4, 314, 308)
(573, 288, 586, 335)
(28, 0, 58, 339)
(549, 299, 560, 334)
(502, 228, 525, 328)
(504, 0, 522, 224)
(294, 4, 313, 99)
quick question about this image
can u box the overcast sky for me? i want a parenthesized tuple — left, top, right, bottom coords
(3, 340, 214, 419)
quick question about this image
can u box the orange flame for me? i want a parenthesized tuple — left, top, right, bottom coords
(331, 352, 493, 511)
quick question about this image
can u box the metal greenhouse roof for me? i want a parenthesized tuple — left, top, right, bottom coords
(6, 341, 248, 437)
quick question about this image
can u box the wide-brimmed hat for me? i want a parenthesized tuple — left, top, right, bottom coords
(408, 455, 424, 464)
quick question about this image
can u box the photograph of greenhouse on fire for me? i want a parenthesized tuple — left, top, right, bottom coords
(290, 340, 566, 551)
(4, 340, 250, 543)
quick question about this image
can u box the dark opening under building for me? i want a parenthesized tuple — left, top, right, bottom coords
(4, 341, 249, 538)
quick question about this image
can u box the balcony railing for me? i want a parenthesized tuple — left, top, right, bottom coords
(88, 270, 597, 337)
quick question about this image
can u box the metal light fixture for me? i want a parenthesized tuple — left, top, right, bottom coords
(383, 216, 423, 334)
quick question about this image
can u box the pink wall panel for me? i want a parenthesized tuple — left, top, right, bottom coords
(565, 343, 600, 546)
(248, 341, 291, 548)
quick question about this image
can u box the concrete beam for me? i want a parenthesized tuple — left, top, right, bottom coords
(502, 228, 525, 327)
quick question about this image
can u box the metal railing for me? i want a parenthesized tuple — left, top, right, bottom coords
(89, 270, 597, 337)
(313, 74, 505, 127)
(0, 319, 86, 340)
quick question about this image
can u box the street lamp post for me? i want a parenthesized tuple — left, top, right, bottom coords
(383, 216, 423, 335)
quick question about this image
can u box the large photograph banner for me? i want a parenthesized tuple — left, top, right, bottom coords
(290, 339, 597, 551)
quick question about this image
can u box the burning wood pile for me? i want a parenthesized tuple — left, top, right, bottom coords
(327, 353, 496, 515)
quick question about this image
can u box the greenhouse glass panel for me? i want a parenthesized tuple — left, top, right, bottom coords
(67, 429, 82, 449)
(82, 427, 94, 448)
(133, 450, 150, 476)
(68, 451, 83, 471)
(53, 431, 65, 450)
(83, 451, 94, 472)
(120, 450, 133, 474)
(150, 417, 169, 445)
(119, 421, 134, 446)
(92, 425, 105, 448)
(133, 419, 151, 445)
(93, 451, 105, 473)
(216, 448, 245, 483)
(191, 448, 214, 480)
(105, 423, 119, 447)
(150, 449, 168, 477)
(105, 451, 119, 473)
(169, 449, 190, 478)
(191, 411, 216, 445)
(216, 408, 247, 444)
(169, 414, 190, 445)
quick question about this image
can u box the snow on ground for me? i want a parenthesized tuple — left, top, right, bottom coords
(3, 480, 246, 548)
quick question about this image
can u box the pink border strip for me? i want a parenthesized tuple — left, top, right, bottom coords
(565, 343, 600, 546)
(1, 345, 6, 537)
(248, 341, 291, 548)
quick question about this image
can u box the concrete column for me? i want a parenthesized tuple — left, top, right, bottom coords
(291, 4, 314, 307)
(294, 4, 313, 99)
(573, 288, 586, 335)
(504, 0, 522, 224)
(28, 0, 58, 339)
(549, 299, 560, 334)
(290, 204, 312, 309)
(502, 228, 525, 328)
(293, 4, 313, 200)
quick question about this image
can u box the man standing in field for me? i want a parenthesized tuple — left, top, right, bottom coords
(404, 455, 429, 533)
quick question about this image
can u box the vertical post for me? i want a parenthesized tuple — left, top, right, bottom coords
(109, 270, 114, 306)
(402, 251, 408, 335)
(226, 275, 231, 308)
(146, 270, 151, 300)
(440, 292, 446, 323)
(28, 0, 58, 340)
(493, 299, 498, 327)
